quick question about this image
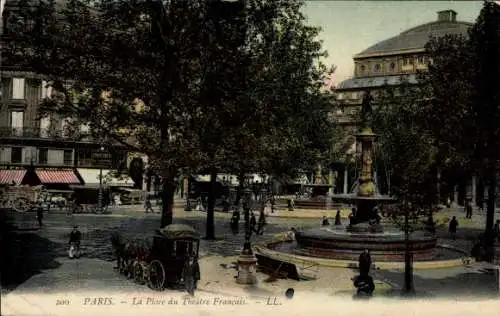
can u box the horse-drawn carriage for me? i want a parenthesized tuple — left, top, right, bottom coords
(111, 224, 201, 294)
(0, 185, 50, 212)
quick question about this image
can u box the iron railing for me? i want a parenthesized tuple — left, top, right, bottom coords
(0, 127, 95, 141)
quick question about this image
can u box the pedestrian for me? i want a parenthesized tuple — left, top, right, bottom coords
(449, 216, 458, 240)
(353, 274, 375, 298)
(256, 209, 266, 235)
(36, 207, 44, 228)
(184, 198, 192, 212)
(285, 228, 296, 242)
(465, 200, 473, 219)
(494, 220, 500, 241)
(144, 198, 153, 213)
(69, 225, 82, 256)
(250, 212, 257, 233)
(322, 216, 330, 226)
(230, 212, 239, 235)
(335, 210, 342, 225)
(358, 249, 372, 277)
(195, 197, 203, 211)
(426, 214, 435, 234)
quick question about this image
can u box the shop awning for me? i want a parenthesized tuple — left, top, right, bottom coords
(77, 168, 134, 187)
(35, 170, 81, 184)
(0, 169, 27, 185)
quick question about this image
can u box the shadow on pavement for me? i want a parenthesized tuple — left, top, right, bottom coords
(374, 268, 498, 299)
(1, 211, 63, 292)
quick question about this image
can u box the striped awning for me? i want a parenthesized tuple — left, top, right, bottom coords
(0, 169, 27, 185)
(35, 170, 81, 184)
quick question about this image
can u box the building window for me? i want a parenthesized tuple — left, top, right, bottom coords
(417, 56, 425, 64)
(351, 92, 358, 100)
(63, 150, 73, 166)
(403, 58, 413, 66)
(373, 64, 381, 73)
(389, 62, 396, 71)
(38, 148, 48, 164)
(359, 65, 365, 73)
(10, 111, 24, 136)
(12, 78, 25, 99)
(11, 147, 22, 163)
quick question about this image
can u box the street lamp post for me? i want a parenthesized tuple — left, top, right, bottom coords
(236, 193, 257, 284)
(403, 197, 415, 295)
(98, 145, 104, 213)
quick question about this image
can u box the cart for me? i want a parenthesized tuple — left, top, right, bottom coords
(0, 185, 51, 212)
(68, 186, 111, 214)
(113, 224, 200, 294)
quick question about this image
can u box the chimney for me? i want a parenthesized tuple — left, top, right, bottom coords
(437, 10, 457, 22)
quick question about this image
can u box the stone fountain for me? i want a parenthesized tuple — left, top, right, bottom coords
(292, 92, 437, 262)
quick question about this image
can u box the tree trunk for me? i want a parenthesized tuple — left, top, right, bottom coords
(403, 197, 415, 295)
(160, 176, 176, 228)
(486, 170, 496, 246)
(205, 168, 217, 240)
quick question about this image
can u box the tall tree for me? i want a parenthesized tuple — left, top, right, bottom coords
(416, 1, 500, 249)
(5, 0, 216, 227)
(6, 0, 336, 234)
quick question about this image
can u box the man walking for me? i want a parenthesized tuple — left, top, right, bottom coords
(36, 207, 44, 228)
(465, 200, 473, 219)
(358, 249, 372, 277)
(449, 216, 458, 240)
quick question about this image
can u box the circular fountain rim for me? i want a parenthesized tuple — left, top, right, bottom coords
(254, 232, 473, 270)
(330, 193, 398, 201)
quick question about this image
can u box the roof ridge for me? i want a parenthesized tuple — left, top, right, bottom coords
(400, 20, 473, 35)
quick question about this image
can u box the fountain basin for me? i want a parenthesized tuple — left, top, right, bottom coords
(255, 232, 471, 270)
(293, 226, 438, 262)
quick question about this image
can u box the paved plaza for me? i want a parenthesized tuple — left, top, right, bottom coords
(2, 199, 500, 315)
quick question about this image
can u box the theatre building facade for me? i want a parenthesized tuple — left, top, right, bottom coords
(334, 10, 478, 205)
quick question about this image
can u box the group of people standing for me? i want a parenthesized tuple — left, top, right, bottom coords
(230, 201, 267, 236)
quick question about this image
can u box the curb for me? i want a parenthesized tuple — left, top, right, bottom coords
(254, 233, 473, 270)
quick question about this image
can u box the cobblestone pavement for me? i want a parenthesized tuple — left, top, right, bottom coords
(3, 203, 500, 300)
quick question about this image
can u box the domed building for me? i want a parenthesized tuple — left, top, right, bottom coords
(332, 10, 473, 199)
(336, 10, 472, 126)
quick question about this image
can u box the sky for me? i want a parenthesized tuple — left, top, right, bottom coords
(302, 1, 484, 86)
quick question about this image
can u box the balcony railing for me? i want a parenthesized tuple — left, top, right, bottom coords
(0, 127, 96, 142)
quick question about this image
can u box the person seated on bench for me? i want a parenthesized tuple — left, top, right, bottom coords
(322, 216, 330, 226)
(284, 228, 296, 241)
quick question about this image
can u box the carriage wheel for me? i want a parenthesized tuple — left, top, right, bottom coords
(133, 262, 146, 285)
(148, 260, 165, 291)
(14, 198, 29, 213)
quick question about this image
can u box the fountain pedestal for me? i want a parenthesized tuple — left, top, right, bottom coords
(291, 111, 438, 262)
(236, 254, 257, 284)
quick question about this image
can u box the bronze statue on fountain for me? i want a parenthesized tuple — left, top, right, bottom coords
(346, 91, 388, 233)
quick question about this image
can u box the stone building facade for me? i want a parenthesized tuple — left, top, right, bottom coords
(0, 0, 134, 188)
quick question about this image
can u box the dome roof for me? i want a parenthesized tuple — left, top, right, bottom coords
(355, 10, 472, 58)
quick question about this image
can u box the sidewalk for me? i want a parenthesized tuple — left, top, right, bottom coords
(2, 255, 382, 316)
